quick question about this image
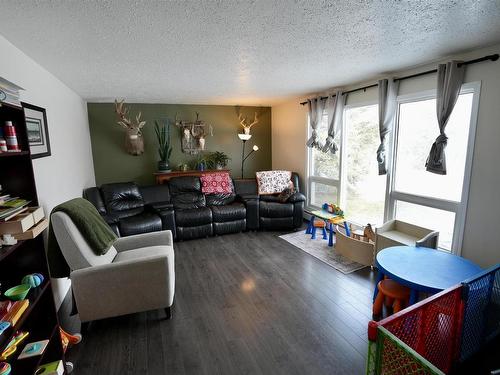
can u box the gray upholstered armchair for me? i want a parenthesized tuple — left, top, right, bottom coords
(51, 211, 175, 323)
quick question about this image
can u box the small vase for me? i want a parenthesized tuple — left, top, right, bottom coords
(158, 160, 170, 172)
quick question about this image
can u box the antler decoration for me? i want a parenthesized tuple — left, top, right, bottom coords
(238, 112, 259, 134)
(114, 99, 146, 156)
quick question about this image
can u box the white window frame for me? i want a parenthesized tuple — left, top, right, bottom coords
(306, 112, 343, 209)
(386, 81, 481, 254)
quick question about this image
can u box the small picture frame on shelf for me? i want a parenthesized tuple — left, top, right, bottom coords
(21, 102, 51, 159)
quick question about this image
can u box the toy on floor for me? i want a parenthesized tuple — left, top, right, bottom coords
(311, 220, 328, 240)
(59, 327, 82, 352)
(351, 223, 375, 243)
(59, 327, 82, 374)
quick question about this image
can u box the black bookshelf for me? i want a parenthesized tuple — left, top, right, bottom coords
(0, 102, 66, 373)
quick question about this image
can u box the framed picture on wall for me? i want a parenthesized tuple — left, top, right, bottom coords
(21, 102, 51, 158)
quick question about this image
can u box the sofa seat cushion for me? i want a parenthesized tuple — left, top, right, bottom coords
(260, 201, 293, 218)
(119, 212, 162, 237)
(113, 245, 169, 263)
(175, 207, 212, 227)
(206, 193, 236, 206)
(210, 203, 246, 222)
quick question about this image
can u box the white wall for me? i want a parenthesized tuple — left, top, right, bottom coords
(272, 44, 500, 268)
(0, 35, 95, 307)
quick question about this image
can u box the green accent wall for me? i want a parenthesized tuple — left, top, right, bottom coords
(87, 103, 272, 185)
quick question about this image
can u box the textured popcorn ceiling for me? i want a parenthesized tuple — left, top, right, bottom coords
(1, 1, 500, 105)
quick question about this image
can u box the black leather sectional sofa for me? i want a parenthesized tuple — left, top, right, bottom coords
(83, 173, 305, 241)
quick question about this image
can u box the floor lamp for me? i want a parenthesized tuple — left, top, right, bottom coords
(238, 133, 259, 178)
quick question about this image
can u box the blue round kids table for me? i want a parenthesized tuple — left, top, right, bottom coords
(374, 246, 482, 305)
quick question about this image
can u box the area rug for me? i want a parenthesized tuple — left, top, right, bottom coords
(279, 231, 367, 274)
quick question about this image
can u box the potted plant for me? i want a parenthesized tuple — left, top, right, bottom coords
(155, 120, 173, 172)
(209, 151, 231, 169)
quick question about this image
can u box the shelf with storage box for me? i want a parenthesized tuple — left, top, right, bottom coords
(0, 102, 65, 374)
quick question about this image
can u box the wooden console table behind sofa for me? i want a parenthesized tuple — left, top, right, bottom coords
(154, 169, 230, 184)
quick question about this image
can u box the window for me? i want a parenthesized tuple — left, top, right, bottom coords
(306, 82, 480, 254)
(390, 83, 480, 252)
(308, 112, 340, 207)
(343, 105, 386, 225)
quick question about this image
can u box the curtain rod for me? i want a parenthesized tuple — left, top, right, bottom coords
(299, 53, 499, 105)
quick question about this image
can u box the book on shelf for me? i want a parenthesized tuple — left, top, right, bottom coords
(0, 198, 28, 208)
(0, 199, 30, 221)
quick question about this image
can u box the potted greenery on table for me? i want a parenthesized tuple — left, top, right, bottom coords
(208, 151, 231, 169)
(155, 120, 173, 172)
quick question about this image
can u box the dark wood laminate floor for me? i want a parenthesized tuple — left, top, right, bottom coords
(62, 229, 377, 375)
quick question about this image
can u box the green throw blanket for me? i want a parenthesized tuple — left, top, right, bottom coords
(47, 198, 117, 278)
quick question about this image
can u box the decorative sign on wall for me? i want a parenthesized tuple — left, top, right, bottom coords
(175, 112, 213, 155)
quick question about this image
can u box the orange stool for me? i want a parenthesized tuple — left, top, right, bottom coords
(373, 279, 411, 316)
(311, 220, 327, 240)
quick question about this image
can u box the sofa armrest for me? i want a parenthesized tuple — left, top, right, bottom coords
(236, 194, 259, 202)
(287, 192, 306, 203)
(236, 195, 259, 230)
(416, 231, 439, 249)
(113, 230, 173, 252)
(71, 249, 174, 322)
(146, 202, 174, 211)
(102, 212, 120, 225)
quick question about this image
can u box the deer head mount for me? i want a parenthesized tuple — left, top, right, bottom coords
(114, 99, 146, 156)
(238, 112, 259, 135)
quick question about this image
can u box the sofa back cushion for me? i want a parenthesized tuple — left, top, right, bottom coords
(233, 179, 258, 196)
(200, 172, 233, 194)
(168, 176, 201, 195)
(140, 184, 171, 205)
(291, 172, 300, 193)
(83, 187, 107, 214)
(256, 170, 292, 195)
(172, 193, 206, 209)
(101, 182, 144, 213)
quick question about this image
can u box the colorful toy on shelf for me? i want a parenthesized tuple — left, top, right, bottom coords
(3, 300, 29, 325)
(0, 330, 29, 360)
(4, 284, 31, 301)
(322, 203, 344, 217)
(0, 362, 11, 375)
(22, 273, 44, 288)
(0, 322, 10, 336)
(18, 339, 49, 359)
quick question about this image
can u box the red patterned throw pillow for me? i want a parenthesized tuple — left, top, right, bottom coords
(201, 172, 233, 194)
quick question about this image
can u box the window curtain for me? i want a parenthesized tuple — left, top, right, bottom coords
(425, 61, 465, 175)
(377, 78, 400, 175)
(306, 97, 325, 149)
(322, 90, 345, 154)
